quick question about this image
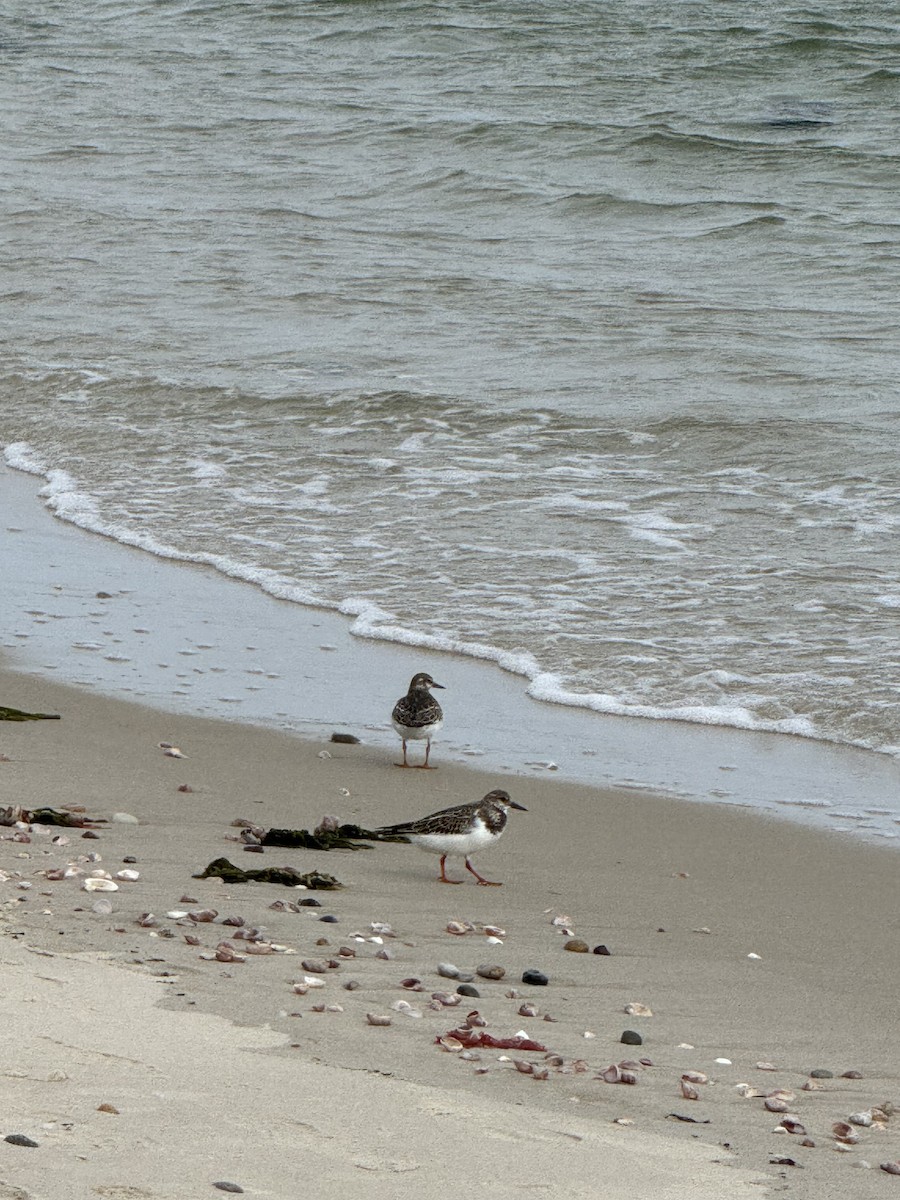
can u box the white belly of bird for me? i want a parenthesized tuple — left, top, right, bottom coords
(392, 718, 442, 741)
(409, 818, 498, 858)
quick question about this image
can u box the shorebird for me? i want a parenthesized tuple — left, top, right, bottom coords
(375, 789, 526, 885)
(391, 671, 445, 768)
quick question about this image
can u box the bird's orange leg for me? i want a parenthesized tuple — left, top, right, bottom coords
(394, 740, 412, 768)
(466, 857, 501, 886)
(438, 854, 463, 884)
(417, 739, 437, 769)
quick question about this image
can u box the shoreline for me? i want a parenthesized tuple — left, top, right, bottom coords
(3, 460, 899, 847)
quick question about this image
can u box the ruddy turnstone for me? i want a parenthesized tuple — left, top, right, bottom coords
(375, 789, 526, 885)
(391, 671, 445, 768)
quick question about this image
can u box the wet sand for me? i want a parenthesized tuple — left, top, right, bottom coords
(1, 666, 898, 1200)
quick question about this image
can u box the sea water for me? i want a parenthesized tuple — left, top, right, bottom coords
(2, 1, 899, 824)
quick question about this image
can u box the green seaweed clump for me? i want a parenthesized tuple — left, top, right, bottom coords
(0, 706, 61, 721)
(194, 857, 342, 889)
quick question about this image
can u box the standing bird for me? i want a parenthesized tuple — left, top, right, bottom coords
(391, 672, 445, 768)
(374, 789, 526, 886)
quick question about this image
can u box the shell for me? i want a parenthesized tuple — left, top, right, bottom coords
(682, 1071, 708, 1085)
(765, 1097, 790, 1113)
(115, 869, 140, 882)
(446, 920, 473, 935)
(780, 1117, 807, 1136)
(365, 1013, 392, 1026)
(755, 1061, 778, 1071)
(735, 1083, 762, 1098)
(513, 1060, 534, 1075)
(833, 1122, 861, 1144)
(848, 1111, 873, 1127)
(624, 1002, 652, 1017)
(82, 878, 118, 892)
(880, 1162, 900, 1175)
(390, 1000, 422, 1018)
(681, 1079, 701, 1101)
(438, 1036, 463, 1051)
(518, 1003, 539, 1018)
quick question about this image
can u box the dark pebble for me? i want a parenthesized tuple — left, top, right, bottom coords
(809, 1069, 833, 1079)
(319, 914, 339, 923)
(5, 1134, 39, 1148)
(330, 733, 361, 744)
(95, 591, 113, 599)
(456, 984, 480, 998)
(521, 969, 549, 986)
(122, 856, 138, 864)
(593, 944, 611, 956)
(212, 1184, 244, 1194)
(82, 830, 101, 839)
(299, 898, 322, 907)
(621, 1030, 643, 1045)
(840, 1070, 863, 1079)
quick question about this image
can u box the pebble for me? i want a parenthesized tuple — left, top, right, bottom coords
(621, 1030, 643, 1045)
(330, 733, 361, 744)
(456, 984, 480, 998)
(810, 1068, 834, 1078)
(521, 969, 548, 986)
(299, 898, 322, 908)
(111, 812, 139, 824)
(437, 962, 461, 979)
(319, 914, 338, 923)
(564, 939, 589, 953)
(4, 1134, 38, 1147)
(593, 944, 611, 955)
(212, 1184, 244, 1194)
(476, 964, 505, 980)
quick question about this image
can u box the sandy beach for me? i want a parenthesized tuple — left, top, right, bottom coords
(2, 662, 898, 1200)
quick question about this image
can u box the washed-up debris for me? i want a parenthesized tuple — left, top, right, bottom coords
(666, 1113, 710, 1124)
(436, 1027, 548, 1052)
(194, 857, 342, 889)
(259, 821, 409, 850)
(0, 706, 60, 721)
(0, 805, 104, 828)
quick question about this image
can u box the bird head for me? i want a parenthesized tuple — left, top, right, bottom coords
(483, 789, 527, 812)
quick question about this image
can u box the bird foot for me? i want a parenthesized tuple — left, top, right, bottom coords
(415, 763, 437, 769)
(438, 877, 463, 885)
(475, 879, 502, 887)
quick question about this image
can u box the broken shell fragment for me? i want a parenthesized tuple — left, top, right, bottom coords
(680, 1079, 701, 1101)
(518, 1003, 539, 1018)
(833, 1122, 861, 1144)
(848, 1111, 874, 1127)
(366, 1013, 392, 1027)
(681, 1071, 708, 1085)
(780, 1117, 807, 1136)
(82, 878, 118, 892)
(880, 1162, 900, 1175)
(765, 1097, 790, 1113)
(446, 920, 473, 935)
(624, 1002, 652, 1017)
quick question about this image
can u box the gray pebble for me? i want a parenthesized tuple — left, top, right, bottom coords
(809, 1068, 834, 1078)
(212, 1184, 244, 1195)
(4, 1134, 39, 1148)
(456, 984, 480, 998)
(437, 962, 460, 978)
(621, 1030, 643, 1045)
(319, 914, 338, 923)
(476, 964, 505, 980)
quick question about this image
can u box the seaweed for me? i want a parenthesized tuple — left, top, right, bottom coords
(0, 706, 61, 721)
(261, 823, 409, 851)
(194, 857, 342, 889)
(0, 805, 103, 828)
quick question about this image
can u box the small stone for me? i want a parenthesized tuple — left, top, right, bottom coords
(330, 733, 360, 744)
(593, 944, 611, 955)
(111, 812, 140, 824)
(298, 898, 322, 907)
(476, 963, 505, 980)
(343, 980, 361, 991)
(809, 1068, 834, 1078)
(4, 1134, 39, 1147)
(437, 962, 461, 979)
(456, 984, 480, 998)
(621, 1030, 643, 1045)
(841, 1070, 863, 1079)
(564, 939, 589, 953)
(522, 969, 548, 986)
(300, 960, 330, 974)
(319, 914, 338, 923)
(97, 1103, 119, 1114)
(212, 1184, 244, 1194)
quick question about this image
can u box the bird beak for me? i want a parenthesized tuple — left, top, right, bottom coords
(431, 681, 446, 689)
(509, 800, 528, 811)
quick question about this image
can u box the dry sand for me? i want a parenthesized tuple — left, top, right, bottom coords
(1, 666, 898, 1200)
